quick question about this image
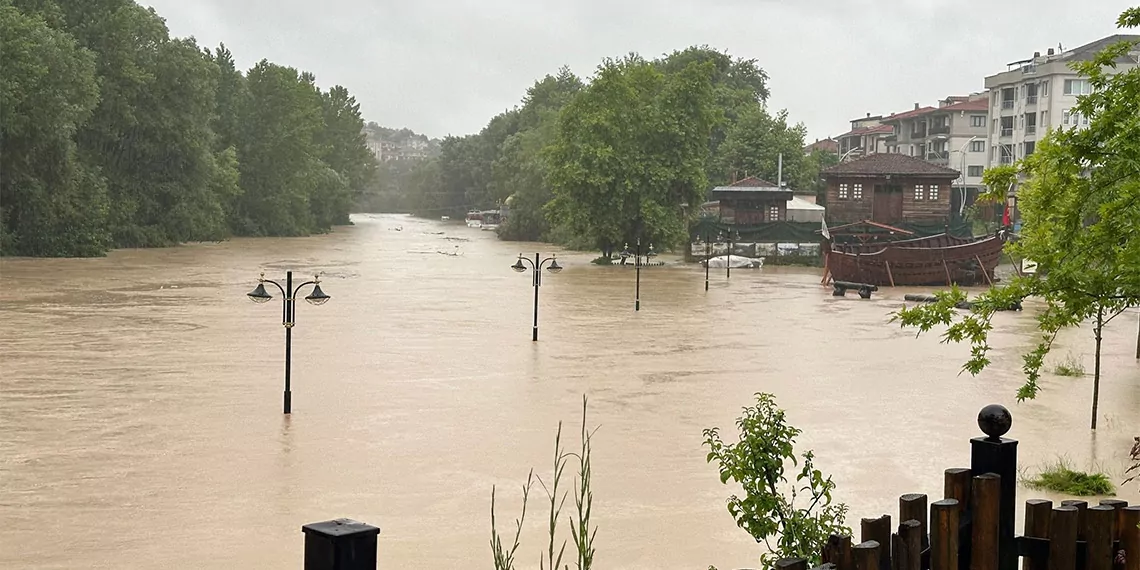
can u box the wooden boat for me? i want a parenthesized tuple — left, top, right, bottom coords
(823, 232, 1005, 287)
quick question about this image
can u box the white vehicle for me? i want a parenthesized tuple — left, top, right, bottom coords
(703, 255, 764, 269)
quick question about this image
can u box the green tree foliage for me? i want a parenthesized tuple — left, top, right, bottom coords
(546, 55, 721, 255)
(892, 10, 1140, 430)
(716, 106, 812, 190)
(0, 0, 375, 256)
(0, 0, 108, 256)
(704, 393, 850, 566)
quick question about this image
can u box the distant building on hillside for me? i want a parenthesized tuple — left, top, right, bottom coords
(803, 138, 839, 155)
(836, 114, 892, 160)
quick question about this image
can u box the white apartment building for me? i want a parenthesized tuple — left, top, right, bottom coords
(881, 95, 990, 213)
(983, 34, 1140, 168)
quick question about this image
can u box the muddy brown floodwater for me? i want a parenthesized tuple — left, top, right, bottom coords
(1, 213, 1138, 569)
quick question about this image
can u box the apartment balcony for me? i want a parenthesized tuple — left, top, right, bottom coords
(910, 127, 927, 138)
(929, 124, 950, 136)
(1000, 128, 1014, 137)
(999, 156, 1014, 165)
(1026, 95, 1038, 105)
(927, 150, 950, 161)
(1001, 100, 1015, 109)
(1026, 125, 1037, 136)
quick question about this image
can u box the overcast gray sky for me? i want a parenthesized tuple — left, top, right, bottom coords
(141, 0, 1136, 142)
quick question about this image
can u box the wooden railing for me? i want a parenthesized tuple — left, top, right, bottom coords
(775, 405, 1140, 570)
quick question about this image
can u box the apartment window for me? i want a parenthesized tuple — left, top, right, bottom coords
(928, 185, 939, 201)
(839, 183, 849, 199)
(1026, 82, 1038, 103)
(768, 205, 780, 221)
(1064, 79, 1091, 95)
(970, 115, 986, 127)
(1062, 110, 1071, 125)
(914, 184, 925, 200)
(1041, 110, 1049, 127)
(1040, 80, 1049, 96)
(853, 183, 863, 200)
(1001, 87, 1015, 108)
(968, 165, 984, 177)
(1024, 141, 1036, 156)
(1082, 114, 1089, 126)
(1019, 115, 1025, 129)
(969, 140, 985, 152)
(1000, 116, 1014, 136)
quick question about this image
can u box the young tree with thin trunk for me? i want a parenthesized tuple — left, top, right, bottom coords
(892, 8, 1140, 430)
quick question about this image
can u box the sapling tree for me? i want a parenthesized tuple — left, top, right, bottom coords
(703, 393, 850, 566)
(892, 9, 1140, 430)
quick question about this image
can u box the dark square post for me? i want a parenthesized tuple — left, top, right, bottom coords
(970, 405, 1017, 570)
(302, 518, 380, 570)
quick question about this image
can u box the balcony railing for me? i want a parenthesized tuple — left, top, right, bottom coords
(999, 156, 1014, 164)
(929, 124, 950, 135)
(1026, 95, 1038, 104)
(1001, 100, 1015, 109)
(1026, 125, 1037, 135)
(927, 150, 949, 160)
(1000, 128, 1014, 137)
(910, 127, 927, 138)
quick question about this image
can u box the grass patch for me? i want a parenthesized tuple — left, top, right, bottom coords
(1024, 460, 1115, 496)
(1053, 353, 1085, 377)
(590, 256, 613, 265)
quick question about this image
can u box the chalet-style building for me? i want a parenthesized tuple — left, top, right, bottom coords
(711, 177, 793, 224)
(820, 153, 959, 225)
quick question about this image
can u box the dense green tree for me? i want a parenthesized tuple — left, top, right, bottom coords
(0, 0, 107, 256)
(803, 149, 840, 204)
(318, 85, 377, 224)
(715, 106, 810, 190)
(545, 55, 721, 255)
(233, 60, 328, 235)
(893, 10, 1140, 429)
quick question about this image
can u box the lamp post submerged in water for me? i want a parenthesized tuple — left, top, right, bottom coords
(512, 253, 562, 341)
(621, 238, 656, 311)
(247, 271, 330, 414)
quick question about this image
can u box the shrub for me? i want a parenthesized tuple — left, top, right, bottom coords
(1024, 459, 1115, 496)
(1053, 353, 1085, 377)
(704, 393, 850, 567)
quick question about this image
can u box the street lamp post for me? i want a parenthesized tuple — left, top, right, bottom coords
(621, 238, 656, 311)
(954, 136, 981, 217)
(511, 253, 562, 341)
(721, 230, 740, 279)
(247, 271, 331, 414)
(704, 232, 712, 291)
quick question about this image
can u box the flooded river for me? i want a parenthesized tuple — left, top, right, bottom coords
(1, 213, 1138, 569)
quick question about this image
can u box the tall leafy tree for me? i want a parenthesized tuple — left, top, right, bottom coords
(0, 0, 107, 256)
(893, 9, 1140, 429)
(716, 106, 810, 190)
(546, 55, 721, 255)
(317, 85, 377, 225)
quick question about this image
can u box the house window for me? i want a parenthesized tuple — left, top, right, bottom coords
(1063, 79, 1091, 95)
(768, 205, 780, 221)
(838, 183, 849, 199)
(969, 140, 985, 152)
(968, 165, 984, 177)
(914, 184, 925, 200)
(928, 185, 939, 201)
(971, 115, 986, 127)
(853, 183, 863, 200)
(1062, 110, 1070, 125)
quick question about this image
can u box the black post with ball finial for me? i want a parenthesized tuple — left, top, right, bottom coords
(971, 404, 1018, 570)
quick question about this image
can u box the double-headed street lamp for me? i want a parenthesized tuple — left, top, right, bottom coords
(512, 253, 562, 341)
(620, 238, 656, 311)
(247, 271, 330, 414)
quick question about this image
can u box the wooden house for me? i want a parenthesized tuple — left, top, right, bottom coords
(820, 153, 959, 225)
(711, 177, 793, 225)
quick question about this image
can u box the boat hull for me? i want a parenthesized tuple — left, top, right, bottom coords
(825, 234, 1004, 287)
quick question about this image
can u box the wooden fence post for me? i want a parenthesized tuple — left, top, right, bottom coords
(899, 494, 928, 550)
(930, 499, 960, 570)
(1121, 506, 1140, 570)
(861, 515, 892, 570)
(1046, 505, 1077, 570)
(971, 404, 1018, 570)
(972, 473, 1001, 570)
(1022, 499, 1052, 570)
(1085, 505, 1116, 570)
(854, 541, 882, 570)
(774, 557, 808, 570)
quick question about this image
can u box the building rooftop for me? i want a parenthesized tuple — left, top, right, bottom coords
(838, 124, 894, 138)
(822, 153, 961, 177)
(711, 176, 792, 197)
(882, 106, 937, 123)
(937, 99, 990, 112)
